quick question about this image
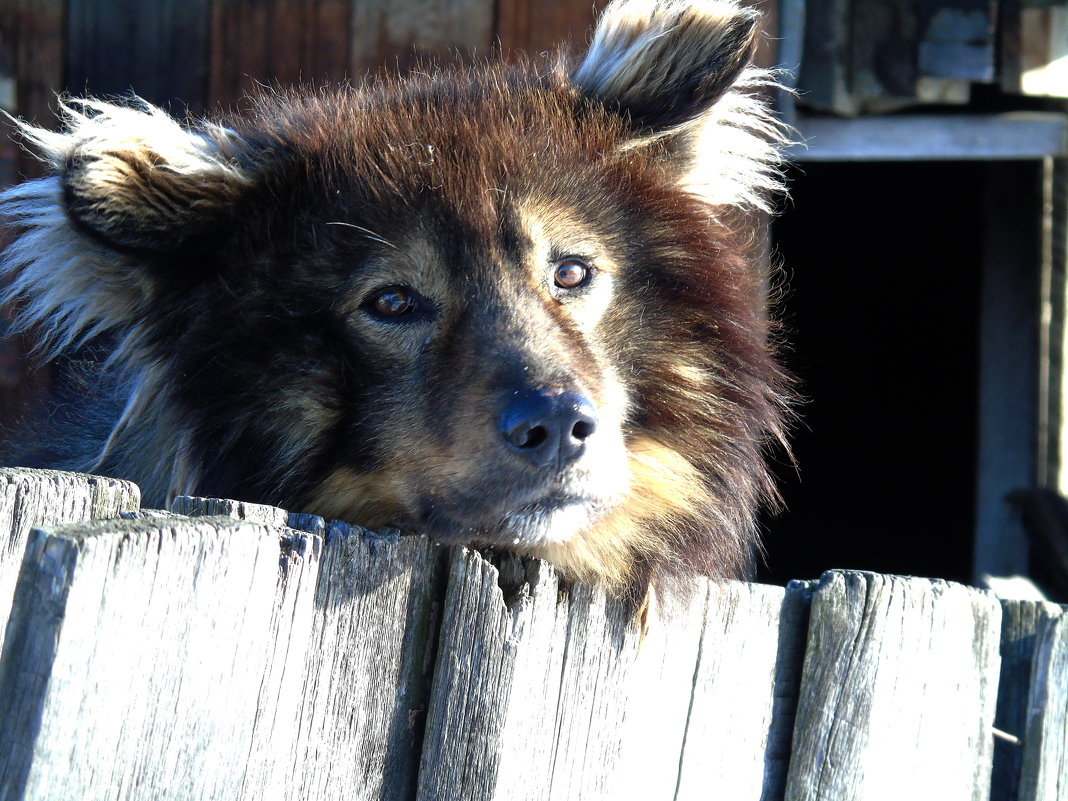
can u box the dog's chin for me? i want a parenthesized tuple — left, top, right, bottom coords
(424, 493, 609, 549)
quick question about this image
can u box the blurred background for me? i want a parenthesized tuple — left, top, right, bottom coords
(2, 0, 1068, 598)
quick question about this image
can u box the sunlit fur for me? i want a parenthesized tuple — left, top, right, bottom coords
(0, 0, 792, 596)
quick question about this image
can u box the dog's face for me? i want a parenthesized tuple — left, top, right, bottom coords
(2, 0, 790, 588)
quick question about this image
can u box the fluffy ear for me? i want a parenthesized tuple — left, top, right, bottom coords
(0, 99, 252, 356)
(17, 98, 251, 252)
(572, 0, 759, 131)
(572, 0, 788, 210)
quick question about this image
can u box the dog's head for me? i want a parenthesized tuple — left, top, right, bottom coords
(1, 0, 790, 589)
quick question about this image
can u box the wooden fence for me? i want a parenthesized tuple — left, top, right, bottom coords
(0, 466, 1063, 800)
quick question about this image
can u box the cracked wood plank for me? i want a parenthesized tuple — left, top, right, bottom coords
(784, 570, 1002, 801)
(0, 468, 140, 654)
(1019, 611, 1067, 801)
(417, 548, 813, 800)
(0, 515, 283, 800)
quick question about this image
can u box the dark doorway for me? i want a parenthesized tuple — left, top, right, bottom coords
(758, 161, 986, 586)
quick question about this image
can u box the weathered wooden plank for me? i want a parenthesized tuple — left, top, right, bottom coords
(993, 599, 1065, 801)
(418, 549, 814, 800)
(171, 494, 289, 527)
(619, 580, 812, 801)
(209, 0, 352, 108)
(0, 468, 139, 654)
(351, 0, 494, 76)
(792, 114, 1068, 162)
(784, 571, 1002, 801)
(285, 520, 444, 801)
(1019, 611, 1068, 801)
(416, 549, 576, 800)
(0, 515, 283, 800)
(66, 0, 211, 113)
(417, 548, 642, 800)
(239, 528, 323, 801)
(495, 0, 602, 58)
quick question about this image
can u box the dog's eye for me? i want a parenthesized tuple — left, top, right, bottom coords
(554, 258, 591, 290)
(368, 287, 417, 318)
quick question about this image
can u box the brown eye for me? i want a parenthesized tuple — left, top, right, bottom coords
(554, 258, 591, 290)
(369, 287, 416, 317)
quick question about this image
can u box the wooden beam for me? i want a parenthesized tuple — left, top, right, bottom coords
(975, 162, 1044, 580)
(785, 571, 1002, 800)
(792, 114, 1068, 162)
(0, 468, 139, 655)
(992, 600, 1065, 800)
(209, 0, 352, 109)
(1019, 612, 1068, 801)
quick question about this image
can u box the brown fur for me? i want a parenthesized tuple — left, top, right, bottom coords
(0, 0, 791, 595)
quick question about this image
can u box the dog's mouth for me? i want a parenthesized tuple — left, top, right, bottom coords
(417, 484, 610, 547)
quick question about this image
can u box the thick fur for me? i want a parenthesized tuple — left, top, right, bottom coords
(0, 0, 791, 594)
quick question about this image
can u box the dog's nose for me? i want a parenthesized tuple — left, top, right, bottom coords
(498, 389, 598, 468)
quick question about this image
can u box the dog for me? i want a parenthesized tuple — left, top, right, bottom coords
(0, 0, 791, 595)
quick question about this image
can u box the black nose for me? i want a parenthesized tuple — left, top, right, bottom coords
(498, 389, 598, 468)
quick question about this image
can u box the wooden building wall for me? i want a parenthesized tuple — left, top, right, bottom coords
(0, 0, 614, 187)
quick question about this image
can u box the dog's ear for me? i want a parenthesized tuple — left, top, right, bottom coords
(572, 0, 786, 210)
(21, 98, 251, 253)
(572, 0, 759, 132)
(0, 99, 253, 355)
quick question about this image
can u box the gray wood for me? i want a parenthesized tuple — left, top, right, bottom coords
(1019, 611, 1068, 801)
(791, 114, 1068, 162)
(238, 529, 323, 801)
(417, 548, 643, 801)
(784, 571, 1002, 801)
(417, 549, 582, 801)
(797, 0, 855, 115)
(993, 599, 1065, 800)
(350, 0, 494, 75)
(418, 550, 815, 801)
(0, 468, 140, 654)
(918, 0, 997, 83)
(171, 494, 289, 527)
(0, 515, 284, 801)
(631, 580, 811, 801)
(975, 162, 1044, 580)
(286, 521, 444, 801)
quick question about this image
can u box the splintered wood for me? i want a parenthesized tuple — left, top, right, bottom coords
(0, 468, 1061, 800)
(785, 571, 1002, 801)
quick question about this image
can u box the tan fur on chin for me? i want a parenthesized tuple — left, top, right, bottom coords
(530, 435, 707, 590)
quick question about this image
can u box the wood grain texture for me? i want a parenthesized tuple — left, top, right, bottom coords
(0, 468, 139, 655)
(784, 570, 1002, 801)
(286, 520, 444, 801)
(66, 0, 210, 113)
(209, 0, 352, 108)
(495, 0, 602, 58)
(0, 515, 282, 801)
(992, 599, 1065, 800)
(618, 580, 811, 801)
(417, 548, 640, 801)
(171, 494, 290, 527)
(1019, 611, 1068, 801)
(351, 0, 494, 76)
